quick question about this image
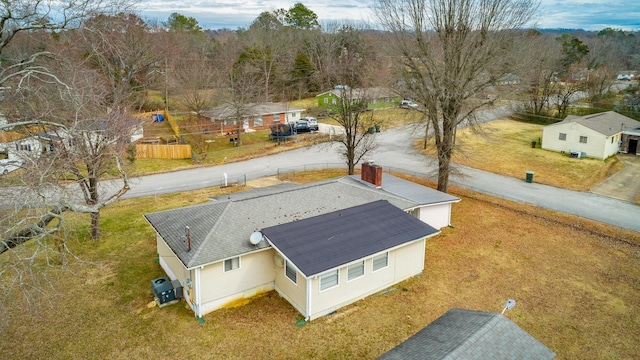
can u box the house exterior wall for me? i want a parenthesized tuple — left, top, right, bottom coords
(542, 122, 613, 159)
(274, 259, 308, 315)
(418, 204, 453, 229)
(197, 248, 276, 315)
(7, 136, 47, 160)
(306, 239, 426, 320)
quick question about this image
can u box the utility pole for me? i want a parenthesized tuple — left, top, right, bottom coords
(164, 58, 169, 115)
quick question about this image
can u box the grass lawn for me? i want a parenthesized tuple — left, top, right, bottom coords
(1, 173, 638, 359)
(417, 118, 623, 191)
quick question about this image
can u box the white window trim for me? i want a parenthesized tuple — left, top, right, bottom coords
(559, 133, 567, 141)
(285, 261, 297, 284)
(347, 261, 365, 282)
(223, 257, 240, 272)
(319, 269, 339, 292)
(580, 136, 588, 144)
(372, 252, 389, 272)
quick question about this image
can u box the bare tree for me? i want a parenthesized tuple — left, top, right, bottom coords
(374, 0, 538, 193)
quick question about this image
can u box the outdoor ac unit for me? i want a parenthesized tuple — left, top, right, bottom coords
(151, 277, 178, 305)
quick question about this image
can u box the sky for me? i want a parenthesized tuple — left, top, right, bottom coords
(133, 0, 640, 32)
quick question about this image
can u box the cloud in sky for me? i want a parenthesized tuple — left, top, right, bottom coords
(133, 0, 640, 31)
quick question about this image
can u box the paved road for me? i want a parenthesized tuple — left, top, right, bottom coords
(106, 106, 639, 232)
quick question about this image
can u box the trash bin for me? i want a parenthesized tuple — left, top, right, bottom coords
(525, 171, 534, 183)
(368, 127, 375, 134)
(375, 124, 381, 133)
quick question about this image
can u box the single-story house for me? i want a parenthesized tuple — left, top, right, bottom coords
(1, 117, 144, 161)
(144, 163, 460, 321)
(201, 103, 305, 134)
(378, 308, 556, 359)
(317, 86, 398, 110)
(541, 111, 640, 159)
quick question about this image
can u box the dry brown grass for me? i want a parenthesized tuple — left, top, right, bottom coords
(1, 175, 639, 359)
(418, 119, 624, 191)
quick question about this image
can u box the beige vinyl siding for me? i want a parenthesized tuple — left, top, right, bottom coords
(307, 239, 426, 320)
(274, 260, 308, 315)
(197, 249, 275, 315)
(157, 236, 189, 282)
(542, 122, 615, 159)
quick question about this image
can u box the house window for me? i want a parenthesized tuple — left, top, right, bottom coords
(324, 98, 328, 104)
(273, 113, 281, 122)
(224, 118, 235, 126)
(348, 261, 364, 281)
(17, 144, 32, 151)
(331, 98, 337, 105)
(224, 257, 239, 272)
(611, 137, 614, 144)
(559, 133, 567, 141)
(320, 269, 339, 291)
(254, 117, 263, 127)
(372, 252, 388, 272)
(580, 136, 588, 144)
(285, 261, 297, 284)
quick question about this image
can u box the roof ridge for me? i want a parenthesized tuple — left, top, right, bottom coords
(186, 201, 232, 267)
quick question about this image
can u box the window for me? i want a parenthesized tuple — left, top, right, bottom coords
(348, 261, 364, 281)
(320, 269, 339, 291)
(224, 118, 235, 126)
(580, 136, 588, 143)
(224, 257, 239, 272)
(324, 97, 328, 104)
(331, 98, 337, 105)
(254, 117, 263, 127)
(285, 261, 297, 284)
(372, 253, 388, 272)
(273, 113, 281, 122)
(559, 133, 567, 141)
(17, 143, 31, 151)
(611, 137, 614, 144)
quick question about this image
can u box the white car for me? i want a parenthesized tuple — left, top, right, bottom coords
(400, 99, 419, 109)
(0, 159, 23, 175)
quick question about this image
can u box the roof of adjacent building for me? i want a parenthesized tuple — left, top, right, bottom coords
(317, 86, 396, 100)
(262, 200, 439, 277)
(144, 175, 459, 269)
(378, 308, 556, 360)
(202, 102, 305, 120)
(551, 111, 639, 136)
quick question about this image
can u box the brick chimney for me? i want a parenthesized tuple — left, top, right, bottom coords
(361, 161, 382, 187)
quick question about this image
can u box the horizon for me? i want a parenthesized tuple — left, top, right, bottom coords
(133, 0, 640, 32)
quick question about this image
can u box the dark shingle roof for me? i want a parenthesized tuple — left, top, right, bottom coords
(144, 175, 458, 269)
(552, 111, 639, 136)
(378, 308, 556, 360)
(262, 200, 439, 277)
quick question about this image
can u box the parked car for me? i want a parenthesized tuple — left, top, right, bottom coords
(399, 99, 419, 109)
(300, 117, 318, 131)
(295, 119, 310, 132)
(0, 159, 23, 175)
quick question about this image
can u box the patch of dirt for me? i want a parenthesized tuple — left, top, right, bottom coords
(246, 176, 284, 188)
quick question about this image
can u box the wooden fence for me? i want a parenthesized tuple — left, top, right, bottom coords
(136, 144, 192, 159)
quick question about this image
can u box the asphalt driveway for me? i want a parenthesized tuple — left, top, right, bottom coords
(591, 154, 640, 203)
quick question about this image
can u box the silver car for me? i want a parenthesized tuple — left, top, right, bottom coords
(0, 159, 23, 175)
(300, 117, 318, 131)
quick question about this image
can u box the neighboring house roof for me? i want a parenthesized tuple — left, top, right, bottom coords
(262, 200, 439, 277)
(144, 175, 459, 269)
(550, 111, 639, 136)
(378, 308, 556, 360)
(202, 102, 305, 120)
(317, 86, 396, 100)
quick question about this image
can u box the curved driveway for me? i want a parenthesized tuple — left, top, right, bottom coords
(113, 107, 639, 233)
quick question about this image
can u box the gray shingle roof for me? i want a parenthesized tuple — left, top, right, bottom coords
(144, 175, 458, 269)
(262, 200, 439, 277)
(378, 308, 556, 360)
(350, 174, 461, 206)
(201, 102, 305, 120)
(553, 111, 639, 136)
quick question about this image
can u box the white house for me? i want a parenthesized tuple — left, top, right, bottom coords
(541, 111, 640, 160)
(144, 163, 460, 320)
